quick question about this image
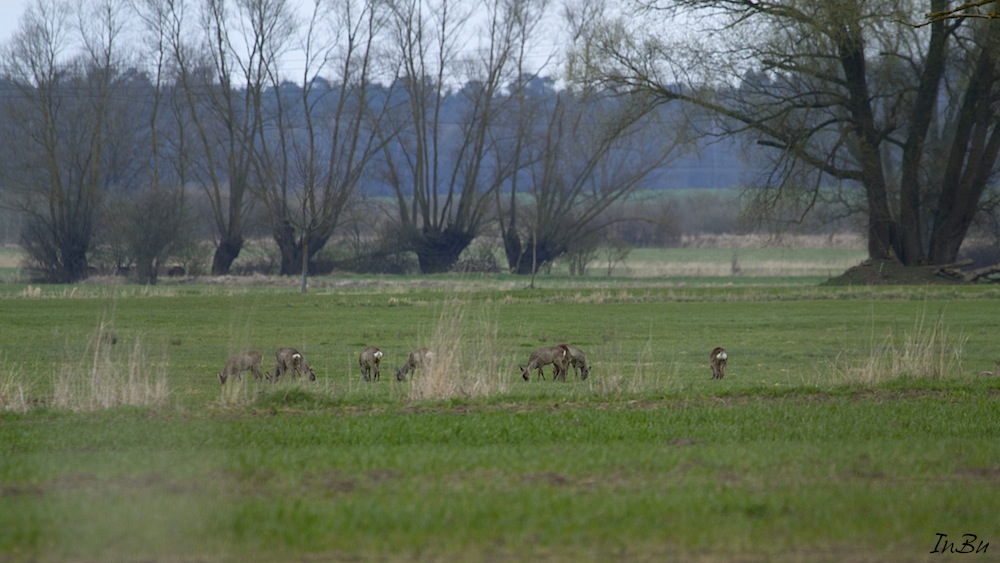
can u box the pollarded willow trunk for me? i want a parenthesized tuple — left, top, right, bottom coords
(273, 220, 301, 276)
(59, 238, 92, 283)
(413, 227, 475, 274)
(273, 222, 330, 276)
(211, 236, 244, 276)
(507, 237, 565, 276)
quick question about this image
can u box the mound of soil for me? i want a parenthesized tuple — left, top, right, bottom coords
(822, 259, 963, 286)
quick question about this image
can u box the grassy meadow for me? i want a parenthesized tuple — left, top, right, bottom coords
(2, 246, 1000, 561)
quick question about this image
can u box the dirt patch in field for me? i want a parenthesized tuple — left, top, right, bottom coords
(1, 471, 204, 499)
(953, 466, 1000, 481)
(822, 259, 963, 286)
(665, 436, 703, 447)
(305, 385, 993, 420)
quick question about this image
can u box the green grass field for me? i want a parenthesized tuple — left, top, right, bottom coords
(2, 273, 999, 561)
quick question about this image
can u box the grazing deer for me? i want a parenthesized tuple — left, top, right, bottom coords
(520, 345, 571, 381)
(709, 347, 728, 380)
(359, 346, 383, 381)
(395, 348, 433, 381)
(272, 347, 316, 382)
(218, 350, 265, 384)
(562, 344, 591, 381)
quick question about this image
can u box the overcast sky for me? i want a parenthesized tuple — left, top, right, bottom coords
(0, 0, 567, 83)
(0, 0, 29, 44)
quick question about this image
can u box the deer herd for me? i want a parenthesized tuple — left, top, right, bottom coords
(219, 344, 730, 384)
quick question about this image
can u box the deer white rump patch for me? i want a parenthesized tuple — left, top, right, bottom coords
(292, 353, 302, 361)
(716, 351, 728, 360)
(374, 350, 383, 359)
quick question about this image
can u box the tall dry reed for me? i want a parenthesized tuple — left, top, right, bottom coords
(407, 300, 508, 400)
(0, 360, 32, 413)
(834, 310, 965, 384)
(52, 319, 170, 411)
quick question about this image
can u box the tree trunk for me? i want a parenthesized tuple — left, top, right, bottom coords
(273, 220, 332, 276)
(413, 227, 474, 274)
(212, 235, 244, 276)
(839, 40, 901, 263)
(60, 237, 91, 283)
(509, 238, 564, 275)
(865, 188, 900, 263)
(927, 38, 1000, 265)
(274, 220, 299, 276)
(896, 3, 948, 266)
(134, 257, 158, 285)
(502, 230, 523, 274)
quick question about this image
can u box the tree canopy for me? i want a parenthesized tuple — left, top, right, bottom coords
(585, 0, 1000, 266)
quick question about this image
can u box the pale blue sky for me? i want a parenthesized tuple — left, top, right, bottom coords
(0, 0, 29, 44)
(1, 0, 27, 34)
(0, 0, 567, 83)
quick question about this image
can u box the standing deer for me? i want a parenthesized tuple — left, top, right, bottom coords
(710, 347, 728, 379)
(218, 350, 265, 384)
(359, 346, 383, 381)
(272, 347, 316, 382)
(395, 348, 433, 381)
(520, 345, 571, 381)
(562, 344, 591, 381)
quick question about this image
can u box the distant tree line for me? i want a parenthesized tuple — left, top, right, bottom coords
(0, 0, 704, 284)
(4, 0, 1000, 284)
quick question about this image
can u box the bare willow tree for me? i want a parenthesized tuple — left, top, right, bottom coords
(0, 0, 136, 282)
(253, 0, 393, 281)
(121, 0, 192, 284)
(497, 0, 684, 276)
(377, 0, 546, 273)
(162, 0, 278, 275)
(588, 0, 1000, 267)
(498, 85, 679, 276)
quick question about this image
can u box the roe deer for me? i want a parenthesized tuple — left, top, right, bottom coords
(520, 345, 570, 381)
(562, 344, 591, 381)
(359, 346, 383, 381)
(710, 347, 728, 379)
(218, 350, 265, 384)
(395, 348, 433, 381)
(273, 347, 316, 382)
(979, 360, 1000, 377)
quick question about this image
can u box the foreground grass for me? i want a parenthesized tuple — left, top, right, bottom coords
(1, 283, 999, 560)
(2, 384, 998, 561)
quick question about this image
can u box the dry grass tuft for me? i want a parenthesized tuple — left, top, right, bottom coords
(834, 310, 965, 384)
(407, 301, 507, 400)
(214, 375, 257, 407)
(586, 334, 674, 394)
(52, 319, 170, 411)
(18, 285, 42, 298)
(0, 360, 32, 413)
